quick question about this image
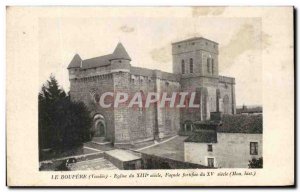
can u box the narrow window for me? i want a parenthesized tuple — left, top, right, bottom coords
(207, 158, 214, 167)
(207, 144, 213, 152)
(189, 58, 193, 73)
(250, 142, 258, 155)
(211, 59, 214, 74)
(207, 58, 210, 73)
(181, 60, 185, 74)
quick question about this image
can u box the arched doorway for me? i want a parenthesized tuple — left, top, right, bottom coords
(93, 114, 106, 138)
(95, 121, 105, 137)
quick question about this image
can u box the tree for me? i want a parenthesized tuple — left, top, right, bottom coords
(39, 75, 67, 150)
(248, 157, 263, 168)
(39, 75, 92, 158)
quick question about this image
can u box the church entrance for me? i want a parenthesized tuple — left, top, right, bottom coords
(95, 121, 105, 137)
(93, 114, 106, 139)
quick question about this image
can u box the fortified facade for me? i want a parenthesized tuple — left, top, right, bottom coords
(68, 37, 236, 147)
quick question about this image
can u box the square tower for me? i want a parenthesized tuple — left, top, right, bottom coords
(172, 37, 219, 78)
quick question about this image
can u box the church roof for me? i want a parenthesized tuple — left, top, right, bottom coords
(81, 54, 113, 69)
(110, 42, 131, 61)
(67, 54, 82, 69)
(67, 43, 131, 70)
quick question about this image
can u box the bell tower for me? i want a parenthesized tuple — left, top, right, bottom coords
(172, 37, 219, 78)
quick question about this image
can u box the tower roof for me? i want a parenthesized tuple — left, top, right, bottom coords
(172, 37, 218, 45)
(110, 42, 131, 61)
(67, 54, 82, 69)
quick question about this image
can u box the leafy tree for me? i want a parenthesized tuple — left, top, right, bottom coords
(248, 157, 263, 168)
(39, 75, 92, 159)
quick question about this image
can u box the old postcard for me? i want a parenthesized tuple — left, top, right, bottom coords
(6, 6, 294, 186)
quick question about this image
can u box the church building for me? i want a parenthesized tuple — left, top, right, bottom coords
(67, 37, 236, 148)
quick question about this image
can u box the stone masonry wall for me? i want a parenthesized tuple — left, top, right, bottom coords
(69, 72, 115, 142)
(127, 73, 156, 144)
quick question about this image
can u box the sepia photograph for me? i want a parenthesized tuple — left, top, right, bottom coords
(38, 30, 263, 171)
(6, 6, 294, 186)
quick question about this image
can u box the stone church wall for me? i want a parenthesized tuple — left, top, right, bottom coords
(69, 70, 115, 142)
(68, 38, 236, 148)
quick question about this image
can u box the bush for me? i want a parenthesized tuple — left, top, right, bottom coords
(248, 157, 263, 168)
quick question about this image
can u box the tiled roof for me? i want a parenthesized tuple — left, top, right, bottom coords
(185, 114, 262, 143)
(130, 67, 181, 82)
(193, 121, 220, 130)
(184, 130, 217, 143)
(217, 114, 263, 134)
(81, 54, 112, 69)
(68, 42, 131, 70)
(131, 66, 154, 77)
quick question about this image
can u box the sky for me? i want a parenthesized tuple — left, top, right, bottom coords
(39, 7, 265, 106)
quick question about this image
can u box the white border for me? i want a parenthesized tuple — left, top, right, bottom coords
(2, 1, 298, 191)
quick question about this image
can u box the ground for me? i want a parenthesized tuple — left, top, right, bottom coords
(40, 135, 188, 170)
(69, 158, 118, 170)
(136, 136, 188, 161)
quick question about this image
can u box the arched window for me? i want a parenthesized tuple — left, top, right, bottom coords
(139, 90, 145, 113)
(207, 58, 210, 73)
(216, 89, 220, 112)
(211, 59, 214, 74)
(181, 60, 185, 74)
(189, 58, 193, 73)
(93, 114, 106, 138)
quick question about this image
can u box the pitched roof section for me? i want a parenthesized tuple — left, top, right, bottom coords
(81, 54, 112, 69)
(68, 43, 131, 70)
(110, 42, 131, 61)
(217, 114, 263, 134)
(67, 54, 82, 69)
(185, 130, 217, 143)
